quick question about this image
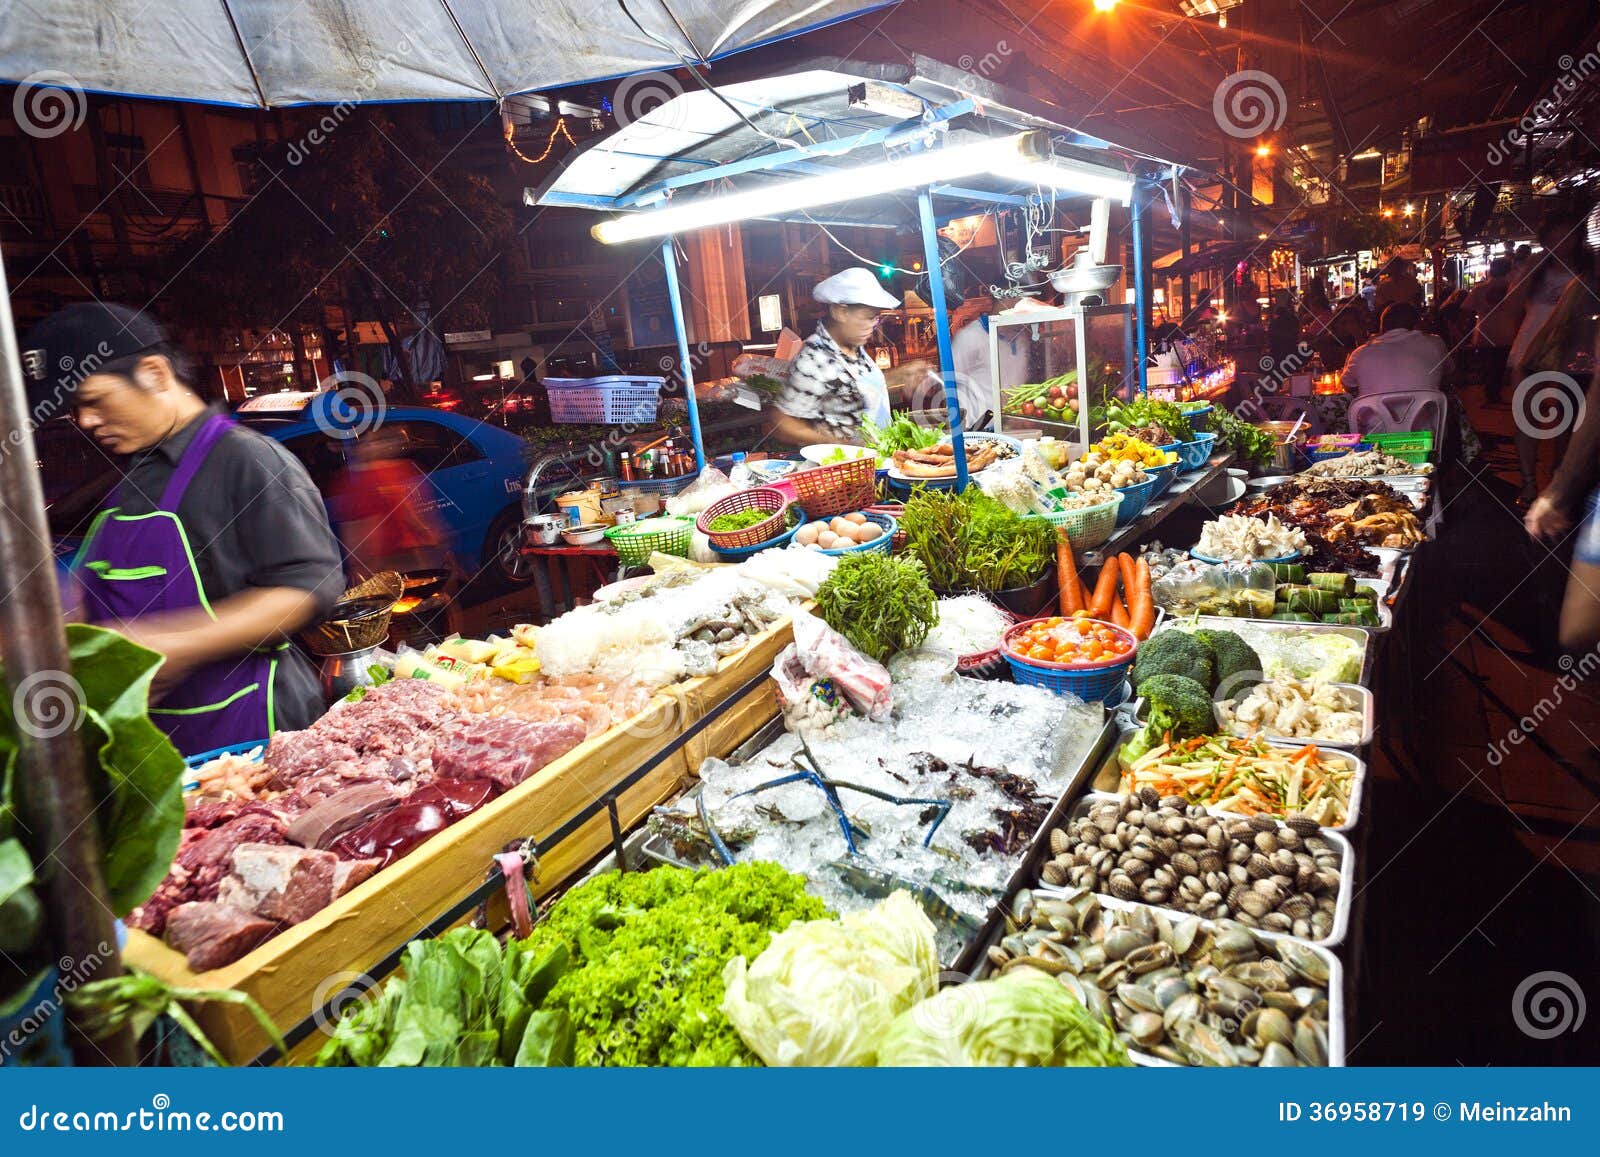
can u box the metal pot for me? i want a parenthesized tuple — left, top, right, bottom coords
(319, 646, 385, 704)
(527, 515, 565, 545)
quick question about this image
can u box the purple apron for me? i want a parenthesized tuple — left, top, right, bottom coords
(74, 413, 280, 756)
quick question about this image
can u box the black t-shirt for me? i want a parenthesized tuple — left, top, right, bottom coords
(105, 405, 344, 731)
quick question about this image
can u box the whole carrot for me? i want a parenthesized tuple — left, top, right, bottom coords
(1089, 560, 1119, 618)
(1057, 531, 1083, 615)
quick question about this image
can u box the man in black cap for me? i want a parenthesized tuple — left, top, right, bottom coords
(22, 302, 345, 754)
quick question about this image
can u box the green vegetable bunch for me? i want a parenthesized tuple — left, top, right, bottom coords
(1103, 396, 1194, 442)
(860, 414, 944, 455)
(707, 508, 775, 534)
(317, 863, 826, 1068)
(815, 553, 938, 663)
(525, 863, 828, 1067)
(1212, 406, 1279, 469)
(898, 488, 1055, 593)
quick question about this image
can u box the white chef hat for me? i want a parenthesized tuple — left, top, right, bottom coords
(812, 267, 900, 310)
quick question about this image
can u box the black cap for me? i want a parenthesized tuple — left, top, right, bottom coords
(20, 302, 167, 422)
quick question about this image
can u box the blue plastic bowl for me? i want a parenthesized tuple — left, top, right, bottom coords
(1183, 405, 1214, 434)
(1113, 478, 1156, 526)
(709, 507, 806, 560)
(1177, 432, 1219, 472)
(817, 511, 896, 556)
(1147, 460, 1179, 497)
(1189, 547, 1302, 565)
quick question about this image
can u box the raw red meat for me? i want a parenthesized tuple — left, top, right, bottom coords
(218, 843, 338, 924)
(332, 858, 382, 897)
(285, 781, 404, 849)
(128, 812, 288, 936)
(429, 716, 587, 789)
(163, 902, 277, 972)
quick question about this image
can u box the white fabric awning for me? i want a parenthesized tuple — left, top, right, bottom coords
(0, 0, 895, 107)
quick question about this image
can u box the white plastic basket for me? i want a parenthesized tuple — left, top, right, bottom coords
(543, 375, 665, 424)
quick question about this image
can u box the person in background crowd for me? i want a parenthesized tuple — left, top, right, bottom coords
(949, 290, 1037, 430)
(1359, 272, 1379, 317)
(21, 303, 344, 755)
(1506, 213, 1590, 506)
(1267, 290, 1301, 368)
(1512, 242, 1536, 281)
(1525, 365, 1600, 650)
(1340, 302, 1452, 396)
(331, 428, 450, 578)
(1435, 281, 1473, 359)
(1374, 257, 1425, 313)
(1317, 295, 1373, 371)
(1463, 257, 1519, 403)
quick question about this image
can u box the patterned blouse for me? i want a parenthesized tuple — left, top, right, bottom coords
(777, 322, 889, 441)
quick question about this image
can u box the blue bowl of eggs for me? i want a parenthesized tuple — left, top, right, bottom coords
(794, 510, 895, 554)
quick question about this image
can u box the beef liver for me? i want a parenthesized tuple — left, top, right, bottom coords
(163, 902, 276, 972)
(284, 781, 402, 849)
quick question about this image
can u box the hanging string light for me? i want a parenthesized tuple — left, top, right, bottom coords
(505, 116, 576, 165)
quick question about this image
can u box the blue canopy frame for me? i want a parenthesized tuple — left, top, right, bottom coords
(532, 77, 1181, 489)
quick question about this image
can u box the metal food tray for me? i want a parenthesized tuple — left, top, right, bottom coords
(1122, 683, 1375, 751)
(635, 712, 1124, 976)
(969, 893, 1346, 1066)
(1151, 614, 1376, 687)
(1065, 793, 1357, 950)
(1087, 720, 1367, 834)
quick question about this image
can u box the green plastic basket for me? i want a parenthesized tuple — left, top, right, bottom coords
(603, 516, 695, 565)
(1368, 430, 1434, 464)
(1024, 494, 1121, 551)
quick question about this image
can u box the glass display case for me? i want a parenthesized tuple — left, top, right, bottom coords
(990, 303, 1136, 454)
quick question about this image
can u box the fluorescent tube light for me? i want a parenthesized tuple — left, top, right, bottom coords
(592, 133, 1040, 244)
(993, 157, 1133, 204)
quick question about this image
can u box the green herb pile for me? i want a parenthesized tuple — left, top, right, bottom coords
(2, 626, 184, 1005)
(815, 553, 938, 663)
(860, 414, 943, 456)
(898, 488, 1055, 593)
(316, 863, 827, 1068)
(707, 507, 775, 534)
(1103, 396, 1194, 442)
(1211, 406, 1279, 468)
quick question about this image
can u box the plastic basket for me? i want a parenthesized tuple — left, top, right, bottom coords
(791, 455, 877, 518)
(953, 597, 1019, 676)
(1001, 617, 1138, 702)
(603, 516, 694, 565)
(1368, 430, 1434, 464)
(709, 508, 804, 561)
(1024, 495, 1122, 551)
(543, 375, 664, 425)
(816, 511, 896, 556)
(696, 487, 790, 549)
(1181, 404, 1213, 434)
(1176, 431, 1219, 472)
(1113, 477, 1156, 526)
(1147, 460, 1178, 497)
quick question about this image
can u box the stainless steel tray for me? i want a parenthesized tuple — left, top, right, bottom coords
(1066, 793, 1357, 949)
(1088, 719, 1368, 833)
(1150, 614, 1377, 687)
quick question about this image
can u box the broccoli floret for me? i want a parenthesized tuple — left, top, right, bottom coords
(1131, 632, 1213, 692)
(1139, 674, 1215, 742)
(1192, 629, 1263, 698)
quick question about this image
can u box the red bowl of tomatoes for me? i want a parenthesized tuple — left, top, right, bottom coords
(1001, 616, 1138, 701)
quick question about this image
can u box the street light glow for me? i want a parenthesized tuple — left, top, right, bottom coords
(1093, 0, 1117, 10)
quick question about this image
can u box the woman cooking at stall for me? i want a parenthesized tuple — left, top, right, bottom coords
(773, 268, 927, 446)
(23, 303, 346, 758)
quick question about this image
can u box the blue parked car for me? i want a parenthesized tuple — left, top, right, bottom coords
(42, 400, 536, 588)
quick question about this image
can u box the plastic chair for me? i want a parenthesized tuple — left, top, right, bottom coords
(1347, 390, 1447, 443)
